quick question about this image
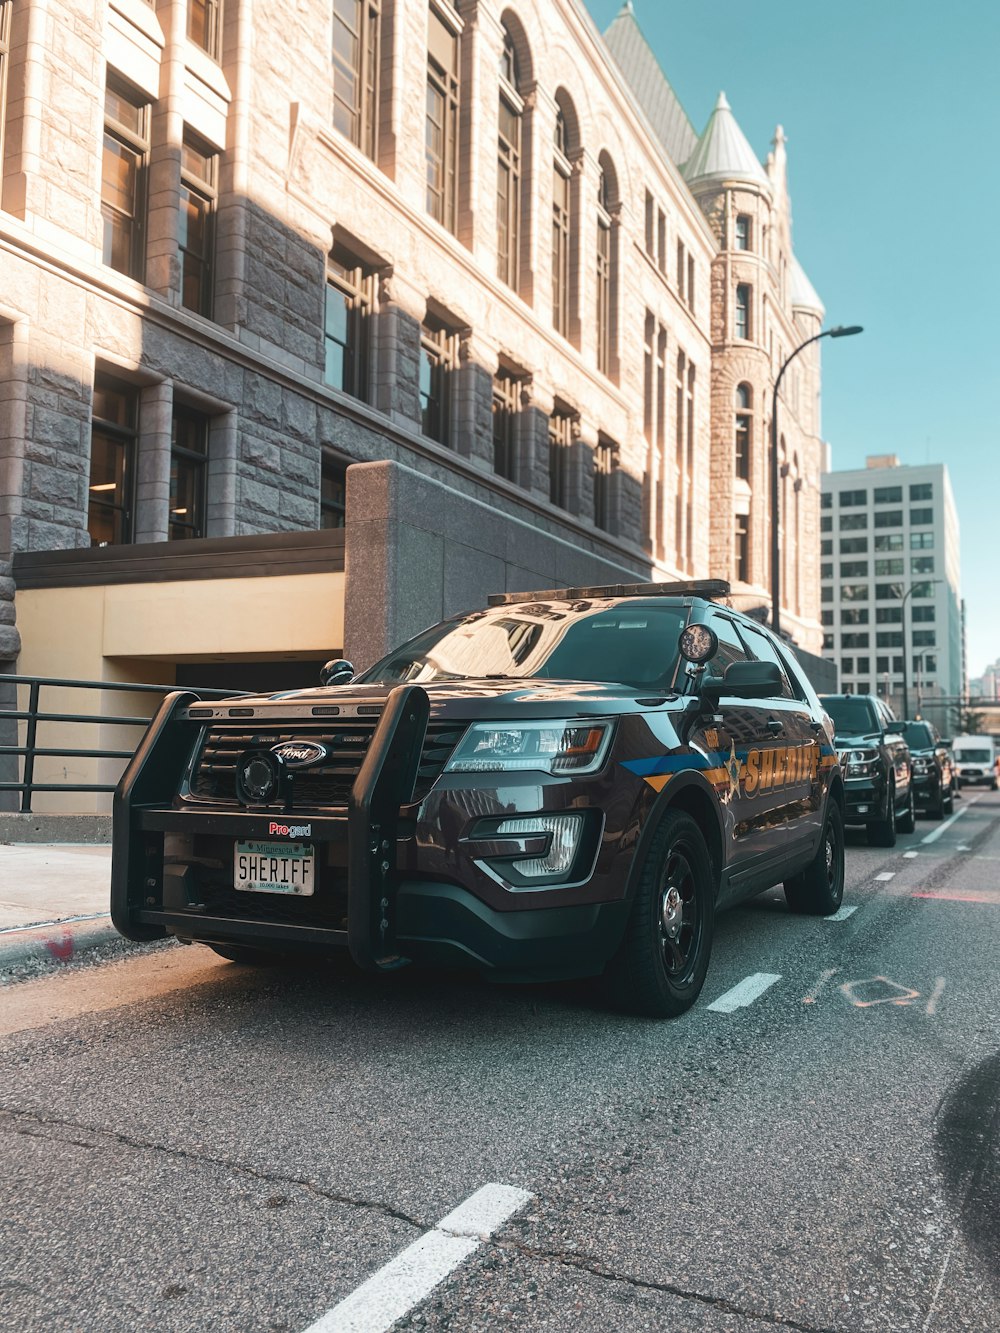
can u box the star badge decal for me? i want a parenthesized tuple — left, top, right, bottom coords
(727, 741, 742, 799)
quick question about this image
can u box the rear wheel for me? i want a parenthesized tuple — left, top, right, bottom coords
(785, 803, 845, 915)
(608, 809, 715, 1018)
(868, 782, 897, 847)
(898, 785, 916, 834)
(943, 782, 955, 815)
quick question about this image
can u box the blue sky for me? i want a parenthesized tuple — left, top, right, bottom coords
(584, 0, 999, 680)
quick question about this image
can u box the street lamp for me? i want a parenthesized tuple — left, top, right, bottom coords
(770, 324, 863, 636)
(896, 578, 941, 720)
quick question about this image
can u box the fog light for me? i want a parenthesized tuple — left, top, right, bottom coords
(857, 804, 869, 814)
(496, 814, 584, 880)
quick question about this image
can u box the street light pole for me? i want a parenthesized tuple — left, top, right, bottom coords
(897, 578, 941, 720)
(770, 324, 862, 637)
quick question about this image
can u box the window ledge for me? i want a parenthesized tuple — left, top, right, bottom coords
(185, 40, 232, 103)
(110, 0, 165, 47)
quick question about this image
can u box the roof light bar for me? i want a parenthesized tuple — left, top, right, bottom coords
(487, 579, 731, 607)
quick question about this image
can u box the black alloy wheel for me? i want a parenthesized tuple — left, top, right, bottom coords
(785, 802, 845, 915)
(943, 780, 955, 815)
(608, 809, 715, 1018)
(868, 781, 897, 847)
(898, 784, 916, 834)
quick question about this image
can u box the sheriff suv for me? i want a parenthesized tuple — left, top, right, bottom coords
(113, 581, 845, 1018)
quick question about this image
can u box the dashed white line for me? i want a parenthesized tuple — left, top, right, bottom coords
(926, 977, 946, 1016)
(904, 851, 919, 859)
(707, 972, 781, 1013)
(875, 872, 895, 882)
(921, 795, 983, 846)
(828, 905, 857, 921)
(302, 1183, 533, 1333)
(802, 968, 838, 1004)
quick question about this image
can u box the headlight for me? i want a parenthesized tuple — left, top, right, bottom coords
(444, 719, 614, 775)
(838, 747, 881, 778)
(911, 756, 931, 773)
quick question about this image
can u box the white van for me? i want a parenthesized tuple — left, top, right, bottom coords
(951, 735, 997, 788)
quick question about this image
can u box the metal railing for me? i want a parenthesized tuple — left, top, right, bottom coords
(0, 674, 242, 813)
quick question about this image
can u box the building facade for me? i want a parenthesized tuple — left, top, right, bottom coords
(820, 457, 963, 729)
(0, 0, 831, 806)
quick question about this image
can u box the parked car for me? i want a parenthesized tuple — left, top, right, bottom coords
(819, 693, 914, 846)
(113, 579, 846, 1018)
(951, 735, 997, 790)
(902, 720, 955, 818)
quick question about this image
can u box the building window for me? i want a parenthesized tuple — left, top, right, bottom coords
(839, 512, 867, 530)
(841, 561, 869, 577)
(912, 605, 936, 623)
(841, 584, 869, 602)
(910, 507, 933, 526)
(910, 482, 933, 501)
(874, 485, 902, 503)
(874, 509, 903, 528)
(912, 630, 936, 648)
(324, 246, 373, 400)
(594, 436, 616, 533)
(496, 26, 522, 289)
(821, 539, 832, 556)
(911, 555, 935, 575)
(657, 209, 667, 274)
(735, 383, 751, 480)
(492, 369, 520, 482)
(876, 606, 902, 624)
(841, 633, 869, 649)
(876, 631, 903, 649)
(821, 563, 833, 579)
(89, 374, 137, 546)
(910, 531, 935, 550)
(820, 515, 832, 532)
(875, 558, 904, 576)
(644, 190, 654, 255)
(821, 492, 832, 509)
(333, 0, 380, 159)
(321, 453, 347, 528)
(840, 537, 868, 554)
(841, 657, 854, 675)
(735, 283, 751, 340)
(677, 239, 685, 299)
(735, 517, 749, 582)
(839, 489, 867, 506)
(179, 134, 217, 316)
(841, 608, 869, 625)
(821, 586, 832, 603)
(821, 610, 833, 627)
(734, 213, 750, 250)
(169, 407, 208, 540)
(548, 407, 573, 509)
(426, 8, 459, 232)
(188, 0, 222, 61)
(596, 158, 616, 377)
(552, 107, 572, 335)
(875, 533, 904, 551)
(102, 80, 150, 279)
(419, 316, 457, 446)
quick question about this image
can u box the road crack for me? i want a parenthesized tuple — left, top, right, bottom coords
(0, 1103, 426, 1233)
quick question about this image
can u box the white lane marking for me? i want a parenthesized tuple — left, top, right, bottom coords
(956, 844, 970, 852)
(828, 905, 857, 921)
(921, 795, 983, 846)
(707, 972, 781, 1013)
(875, 872, 895, 882)
(926, 978, 946, 1016)
(904, 851, 919, 859)
(922, 1228, 959, 1332)
(302, 1184, 532, 1333)
(802, 968, 838, 1004)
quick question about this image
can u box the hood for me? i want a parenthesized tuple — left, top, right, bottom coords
(832, 731, 882, 748)
(208, 677, 682, 721)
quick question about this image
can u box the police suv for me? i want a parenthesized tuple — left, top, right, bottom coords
(112, 580, 845, 1017)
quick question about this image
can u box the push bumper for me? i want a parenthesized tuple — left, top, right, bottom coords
(911, 773, 940, 807)
(842, 777, 887, 824)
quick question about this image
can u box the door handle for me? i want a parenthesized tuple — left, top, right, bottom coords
(766, 718, 783, 736)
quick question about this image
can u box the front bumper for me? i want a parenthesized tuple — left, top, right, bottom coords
(911, 771, 940, 806)
(842, 777, 887, 825)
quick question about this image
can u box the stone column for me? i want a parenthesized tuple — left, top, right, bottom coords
(146, 1, 187, 301)
(206, 409, 238, 537)
(456, 328, 496, 474)
(133, 381, 173, 543)
(373, 271, 423, 429)
(521, 380, 552, 503)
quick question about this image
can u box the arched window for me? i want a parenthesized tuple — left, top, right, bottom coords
(596, 153, 619, 378)
(735, 383, 752, 481)
(496, 25, 522, 289)
(552, 95, 576, 336)
(332, 0, 380, 160)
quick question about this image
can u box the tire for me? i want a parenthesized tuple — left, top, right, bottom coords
(608, 809, 715, 1018)
(784, 802, 845, 915)
(207, 943, 286, 966)
(943, 783, 955, 815)
(897, 785, 916, 834)
(868, 782, 897, 847)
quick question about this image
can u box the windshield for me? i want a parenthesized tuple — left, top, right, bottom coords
(822, 696, 879, 735)
(903, 723, 934, 750)
(957, 748, 992, 762)
(357, 602, 688, 690)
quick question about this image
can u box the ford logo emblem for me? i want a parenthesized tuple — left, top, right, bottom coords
(270, 741, 330, 770)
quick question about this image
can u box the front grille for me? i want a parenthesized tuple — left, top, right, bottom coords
(188, 718, 466, 809)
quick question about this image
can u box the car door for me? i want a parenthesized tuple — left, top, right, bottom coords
(879, 700, 911, 805)
(736, 624, 819, 861)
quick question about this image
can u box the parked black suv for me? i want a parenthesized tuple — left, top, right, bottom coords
(819, 694, 914, 846)
(114, 580, 846, 1018)
(902, 720, 955, 819)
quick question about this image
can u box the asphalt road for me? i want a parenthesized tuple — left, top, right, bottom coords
(2, 792, 999, 1332)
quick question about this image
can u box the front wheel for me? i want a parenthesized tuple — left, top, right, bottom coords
(607, 809, 715, 1018)
(897, 785, 916, 834)
(784, 802, 845, 915)
(943, 783, 955, 815)
(868, 783, 897, 847)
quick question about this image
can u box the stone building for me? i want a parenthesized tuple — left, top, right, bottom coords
(0, 0, 829, 807)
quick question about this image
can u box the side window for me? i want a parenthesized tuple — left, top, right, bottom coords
(772, 640, 814, 705)
(705, 614, 750, 679)
(738, 626, 794, 700)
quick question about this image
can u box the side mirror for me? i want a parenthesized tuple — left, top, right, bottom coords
(320, 659, 355, 686)
(885, 720, 905, 733)
(701, 660, 782, 702)
(940, 737, 953, 747)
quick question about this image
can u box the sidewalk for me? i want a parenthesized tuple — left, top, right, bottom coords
(0, 842, 121, 973)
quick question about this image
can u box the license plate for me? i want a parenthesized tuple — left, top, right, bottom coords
(234, 841, 315, 895)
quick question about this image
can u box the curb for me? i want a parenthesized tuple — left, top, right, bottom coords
(0, 913, 121, 972)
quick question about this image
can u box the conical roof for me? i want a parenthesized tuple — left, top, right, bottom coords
(683, 92, 771, 190)
(603, 3, 698, 168)
(789, 254, 824, 316)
